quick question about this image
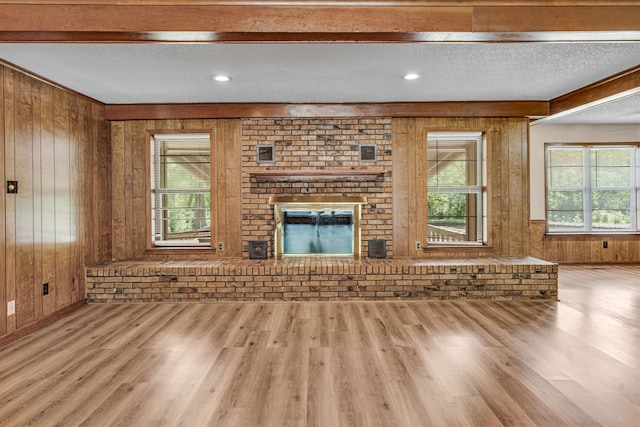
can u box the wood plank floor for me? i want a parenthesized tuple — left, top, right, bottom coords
(0, 264, 638, 426)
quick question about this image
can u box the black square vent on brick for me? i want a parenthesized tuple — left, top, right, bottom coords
(368, 239, 386, 259)
(248, 241, 268, 259)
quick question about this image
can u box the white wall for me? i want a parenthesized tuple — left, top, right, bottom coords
(529, 124, 640, 219)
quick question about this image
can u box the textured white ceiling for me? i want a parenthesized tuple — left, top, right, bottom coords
(0, 42, 639, 122)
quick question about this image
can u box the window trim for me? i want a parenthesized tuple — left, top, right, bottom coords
(544, 142, 640, 235)
(146, 130, 215, 250)
(425, 131, 487, 247)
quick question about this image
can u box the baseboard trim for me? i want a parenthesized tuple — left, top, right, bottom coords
(0, 300, 86, 348)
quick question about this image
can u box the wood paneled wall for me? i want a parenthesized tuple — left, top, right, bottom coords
(393, 117, 530, 258)
(109, 119, 242, 260)
(112, 116, 530, 261)
(531, 219, 640, 263)
(1, 65, 110, 339)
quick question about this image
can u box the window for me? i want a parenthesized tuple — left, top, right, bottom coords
(546, 144, 639, 233)
(151, 134, 211, 246)
(427, 132, 486, 245)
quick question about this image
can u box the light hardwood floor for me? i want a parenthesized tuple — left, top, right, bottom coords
(0, 264, 638, 426)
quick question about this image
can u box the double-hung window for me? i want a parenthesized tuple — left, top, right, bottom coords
(546, 144, 639, 233)
(150, 133, 211, 246)
(427, 131, 486, 245)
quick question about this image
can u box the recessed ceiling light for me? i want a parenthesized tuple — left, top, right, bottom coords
(403, 73, 420, 80)
(213, 75, 231, 82)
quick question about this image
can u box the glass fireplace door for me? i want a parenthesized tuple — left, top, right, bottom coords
(283, 210, 353, 255)
(270, 195, 366, 260)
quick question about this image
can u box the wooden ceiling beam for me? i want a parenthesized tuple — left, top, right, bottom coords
(0, 1, 638, 6)
(473, 6, 640, 32)
(0, 4, 639, 42)
(104, 101, 549, 120)
(549, 65, 640, 117)
(0, 5, 472, 33)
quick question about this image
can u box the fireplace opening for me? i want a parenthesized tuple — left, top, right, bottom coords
(270, 195, 367, 259)
(283, 210, 353, 255)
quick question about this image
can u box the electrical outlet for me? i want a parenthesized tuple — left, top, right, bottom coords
(603, 241, 608, 249)
(7, 300, 15, 316)
(217, 242, 224, 251)
(43, 283, 49, 295)
(415, 241, 422, 250)
(6, 180, 18, 194)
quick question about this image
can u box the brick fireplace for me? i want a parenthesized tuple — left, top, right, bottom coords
(242, 118, 393, 259)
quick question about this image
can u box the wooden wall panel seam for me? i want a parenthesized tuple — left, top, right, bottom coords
(98, 105, 111, 264)
(15, 70, 36, 328)
(508, 119, 525, 256)
(70, 95, 83, 303)
(520, 118, 529, 255)
(111, 121, 126, 260)
(391, 117, 409, 257)
(40, 82, 56, 317)
(131, 121, 147, 259)
(77, 98, 88, 302)
(123, 121, 133, 259)
(416, 121, 427, 248)
(32, 80, 43, 323)
(5, 68, 17, 332)
(224, 119, 242, 257)
(53, 89, 71, 311)
(0, 65, 6, 335)
(216, 121, 226, 257)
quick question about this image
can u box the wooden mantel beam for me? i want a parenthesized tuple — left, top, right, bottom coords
(0, 4, 639, 42)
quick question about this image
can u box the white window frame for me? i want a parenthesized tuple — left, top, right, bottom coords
(150, 133, 212, 247)
(426, 131, 486, 246)
(545, 144, 640, 234)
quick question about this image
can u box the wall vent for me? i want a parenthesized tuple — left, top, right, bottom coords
(368, 239, 387, 259)
(248, 241, 268, 259)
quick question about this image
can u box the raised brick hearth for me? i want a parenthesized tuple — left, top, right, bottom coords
(86, 257, 558, 303)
